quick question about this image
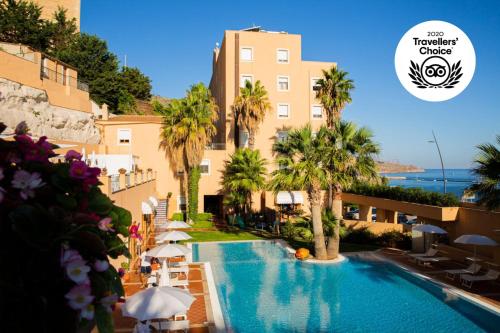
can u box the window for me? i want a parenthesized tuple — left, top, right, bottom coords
(277, 131, 288, 142)
(277, 76, 289, 91)
(240, 47, 253, 61)
(311, 78, 321, 91)
(240, 74, 253, 88)
(277, 104, 290, 119)
(177, 196, 186, 212)
(277, 49, 289, 63)
(239, 131, 249, 148)
(311, 105, 323, 119)
(200, 159, 210, 175)
(117, 129, 131, 145)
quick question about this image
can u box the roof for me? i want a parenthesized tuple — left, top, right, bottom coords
(97, 115, 163, 124)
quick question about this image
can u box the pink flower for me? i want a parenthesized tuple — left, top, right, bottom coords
(118, 268, 125, 278)
(100, 293, 118, 313)
(14, 121, 29, 135)
(15, 135, 54, 162)
(81, 303, 95, 320)
(65, 284, 94, 310)
(65, 150, 82, 161)
(93, 259, 109, 272)
(65, 259, 91, 284)
(98, 217, 114, 232)
(11, 170, 44, 199)
(61, 248, 83, 267)
(69, 161, 88, 179)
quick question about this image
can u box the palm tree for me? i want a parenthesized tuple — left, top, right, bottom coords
(221, 148, 267, 217)
(159, 83, 218, 219)
(468, 135, 500, 210)
(317, 121, 380, 258)
(269, 125, 328, 260)
(315, 66, 354, 127)
(232, 80, 271, 149)
(315, 66, 355, 208)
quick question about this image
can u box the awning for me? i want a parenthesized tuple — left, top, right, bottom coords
(276, 191, 304, 204)
(149, 196, 159, 207)
(142, 201, 153, 214)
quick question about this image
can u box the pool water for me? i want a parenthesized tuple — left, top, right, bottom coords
(193, 241, 500, 333)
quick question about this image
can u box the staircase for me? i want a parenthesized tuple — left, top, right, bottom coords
(155, 199, 168, 224)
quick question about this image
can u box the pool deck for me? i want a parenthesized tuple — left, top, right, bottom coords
(374, 248, 500, 311)
(110, 233, 222, 333)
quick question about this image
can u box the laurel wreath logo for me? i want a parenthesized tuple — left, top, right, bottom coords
(409, 60, 463, 88)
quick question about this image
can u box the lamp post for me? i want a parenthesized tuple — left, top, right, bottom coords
(428, 130, 446, 194)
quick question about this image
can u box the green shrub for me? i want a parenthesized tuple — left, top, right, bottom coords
(281, 221, 297, 239)
(378, 231, 412, 249)
(347, 183, 459, 207)
(120, 262, 129, 270)
(341, 227, 376, 244)
(171, 212, 184, 221)
(195, 212, 213, 221)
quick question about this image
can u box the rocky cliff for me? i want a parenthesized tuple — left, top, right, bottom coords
(0, 78, 100, 143)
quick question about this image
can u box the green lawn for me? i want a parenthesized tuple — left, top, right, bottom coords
(183, 228, 379, 252)
(184, 229, 264, 243)
(190, 220, 214, 228)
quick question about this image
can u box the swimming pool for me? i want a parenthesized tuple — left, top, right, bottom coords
(193, 241, 500, 333)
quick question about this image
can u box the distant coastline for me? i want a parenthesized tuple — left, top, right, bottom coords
(376, 161, 425, 174)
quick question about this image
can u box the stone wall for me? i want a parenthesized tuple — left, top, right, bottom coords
(0, 78, 100, 143)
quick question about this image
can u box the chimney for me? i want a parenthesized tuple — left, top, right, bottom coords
(101, 103, 109, 120)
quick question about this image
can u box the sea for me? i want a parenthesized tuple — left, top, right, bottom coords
(380, 169, 475, 199)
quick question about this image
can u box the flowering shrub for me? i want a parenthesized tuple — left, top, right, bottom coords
(0, 123, 131, 332)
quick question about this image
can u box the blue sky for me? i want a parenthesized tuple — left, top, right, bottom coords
(81, 0, 500, 168)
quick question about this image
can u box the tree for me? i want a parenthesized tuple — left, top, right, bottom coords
(316, 66, 355, 210)
(315, 66, 354, 127)
(269, 125, 328, 260)
(48, 6, 77, 54)
(0, 0, 52, 51)
(221, 148, 267, 218)
(318, 121, 380, 258)
(232, 80, 271, 148)
(54, 33, 122, 108)
(468, 135, 500, 210)
(160, 83, 218, 220)
(120, 66, 152, 100)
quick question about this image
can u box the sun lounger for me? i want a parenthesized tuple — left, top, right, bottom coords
(408, 248, 438, 260)
(416, 256, 450, 266)
(445, 263, 482, 280)
(151, 320, 190, 332)
(460, 269, 500, 288)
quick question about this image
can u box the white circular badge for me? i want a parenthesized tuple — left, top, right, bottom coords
(395, 20, 476, 102)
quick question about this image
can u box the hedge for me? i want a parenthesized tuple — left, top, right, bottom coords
(347, 183, 459, 207)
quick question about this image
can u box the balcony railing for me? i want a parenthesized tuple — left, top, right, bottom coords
(205, 142, 226, 150)
(40, 66, 89, 92)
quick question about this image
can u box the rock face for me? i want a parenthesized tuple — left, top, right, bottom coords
(0, 78, 101, 143)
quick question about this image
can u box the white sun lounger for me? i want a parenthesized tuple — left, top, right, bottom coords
(169, 266, 189, 274)
(151, 320, 190, 332)
(416, 256, 450, 266)
(460, 269, 500, 288)
(408, 248, 438, 260)
(445, 263, 482, 280)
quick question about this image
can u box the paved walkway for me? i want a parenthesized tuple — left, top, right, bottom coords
(111, 230, 216, 332)
(378, 248, 500, 308)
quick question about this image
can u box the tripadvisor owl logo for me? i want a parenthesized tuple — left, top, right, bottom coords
(395, 20, 475, 102)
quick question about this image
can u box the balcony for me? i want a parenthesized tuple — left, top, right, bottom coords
(100, 169, 156, 195)
(41, 66, 89, 92)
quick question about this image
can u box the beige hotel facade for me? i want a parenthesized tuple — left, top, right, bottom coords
(97, 28, 334, 218)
